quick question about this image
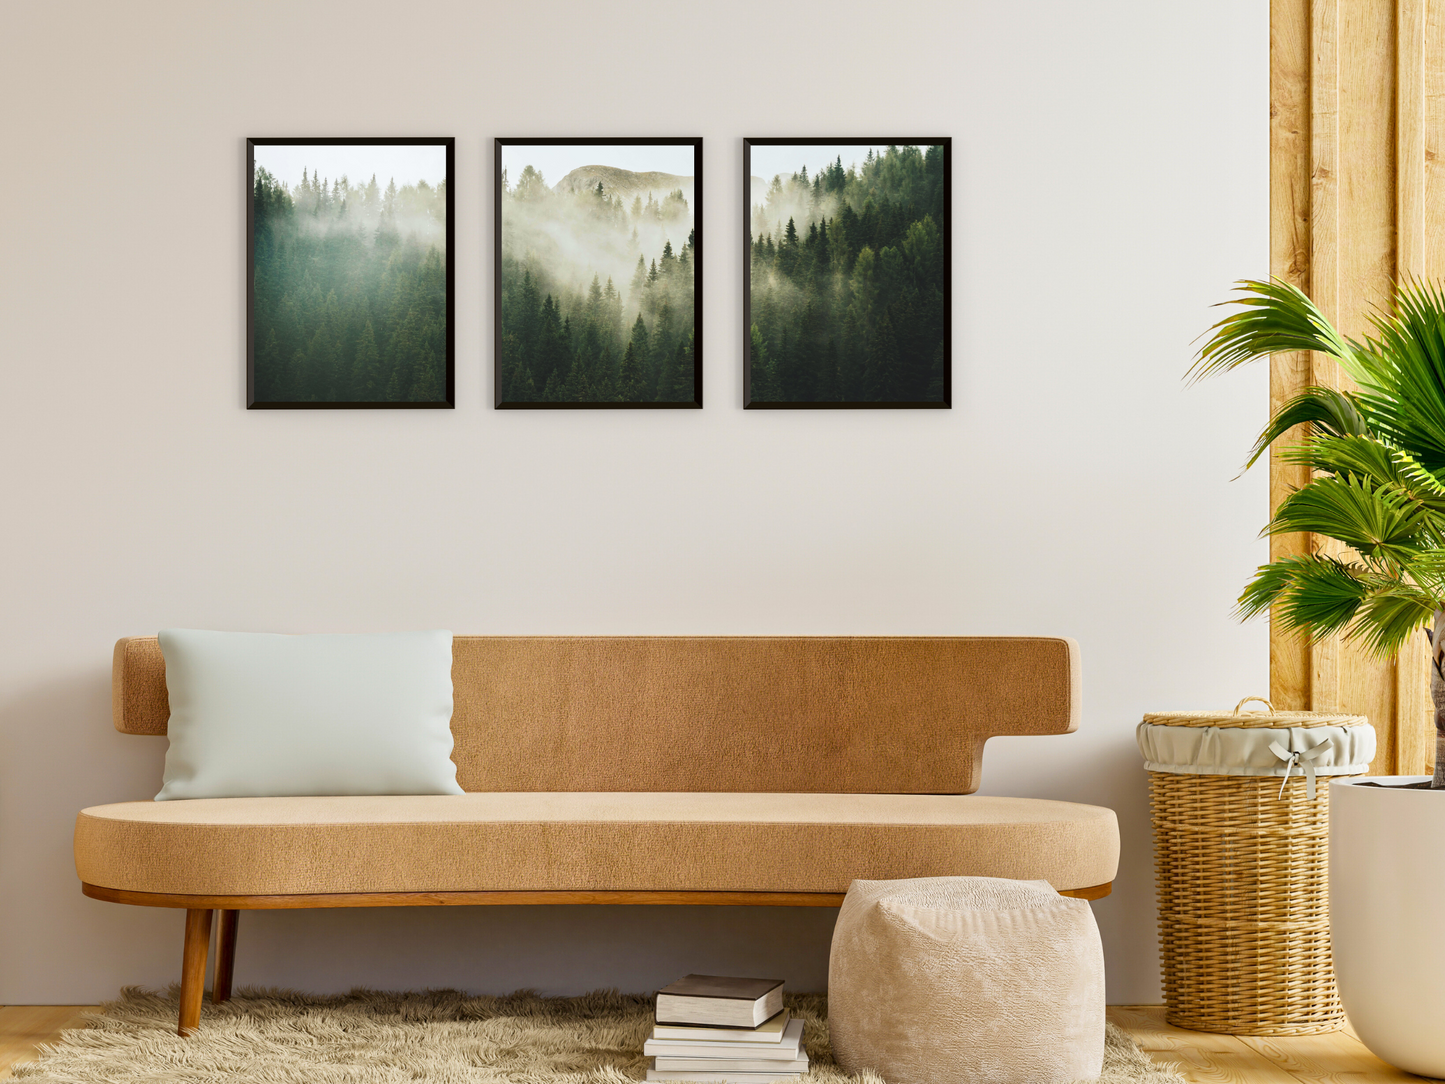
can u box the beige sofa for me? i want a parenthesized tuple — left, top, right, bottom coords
(75, 636, 1120, 1034)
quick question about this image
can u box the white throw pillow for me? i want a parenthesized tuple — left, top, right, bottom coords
(155, 629, 463, 800)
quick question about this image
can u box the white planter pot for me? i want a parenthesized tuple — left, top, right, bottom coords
(1330, 776, 1445, 1077)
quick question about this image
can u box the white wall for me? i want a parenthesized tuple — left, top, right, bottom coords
(0, 0, 1267, 1004)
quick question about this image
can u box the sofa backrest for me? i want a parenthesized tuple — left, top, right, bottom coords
(111, 635, 1080, 794)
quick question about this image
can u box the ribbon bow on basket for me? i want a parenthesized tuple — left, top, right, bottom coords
(1269, 740, 1330, 800)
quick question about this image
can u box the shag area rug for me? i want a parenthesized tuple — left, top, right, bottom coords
(13, 988, 1185, 1084)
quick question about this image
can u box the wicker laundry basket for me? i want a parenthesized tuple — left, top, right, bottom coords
(1139, 698, 1374, 1035)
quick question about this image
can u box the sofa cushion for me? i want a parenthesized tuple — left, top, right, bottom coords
(74, 793, 1119, 897)
(156, 629, 463, 800)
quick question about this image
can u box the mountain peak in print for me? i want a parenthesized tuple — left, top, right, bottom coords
(553, 165, 693, 204)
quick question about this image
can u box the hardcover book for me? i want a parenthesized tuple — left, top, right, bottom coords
(651, 1009, 790, 1043)
(655, 974, 785, 1029)
(646, 1073, 802, 1083)
(653, 1054, 809, 1072)
(643, 1017, 804, 1059)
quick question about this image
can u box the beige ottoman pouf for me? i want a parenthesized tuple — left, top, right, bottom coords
(828, 876, 1105, 1084)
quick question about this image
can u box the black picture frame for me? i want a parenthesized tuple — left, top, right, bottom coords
(495, 137, 703, 409)
(246, 136, 455, 409)
(743, 138, 951, 409)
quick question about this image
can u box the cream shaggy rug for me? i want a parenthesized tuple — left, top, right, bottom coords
(12, 988, 1186, 1084)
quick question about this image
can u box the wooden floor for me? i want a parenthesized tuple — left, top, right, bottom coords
(0, 1006, 92, 1079)
(1108, 1007, 1436, 1083)
(0, 1003, 1433, 1080)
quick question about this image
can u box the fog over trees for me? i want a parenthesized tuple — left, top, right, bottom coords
(498, 163, 696, 404)
(749, 144, 947, 403)
(251, 167, 447, 403)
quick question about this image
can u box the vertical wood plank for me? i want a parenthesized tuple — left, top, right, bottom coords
(1271, 0, 1315, 712)
(1400, 0, 1427, 277)
(1387, 0, 1433, 774)
(1340, 0, 1400, 770)
(1337, 0, 1396, 329)
(1310, 0, 1344, 715)
(1426, 0, 1445, 278)
(1429, 0, 1445, 778)
(1422, 0, 1444, 780)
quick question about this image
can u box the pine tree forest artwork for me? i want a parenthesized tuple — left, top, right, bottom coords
(247, 138, 454, 408)
(745, 140, 950, 408)
(496, 139, 702, 408)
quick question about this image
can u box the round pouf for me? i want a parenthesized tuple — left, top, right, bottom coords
(828, 876, 1105, 1084)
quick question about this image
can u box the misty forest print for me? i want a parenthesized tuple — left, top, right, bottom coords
(746, 142, 949, 406)
(497, 140, 700, 407)
(248, 139, 452, 407)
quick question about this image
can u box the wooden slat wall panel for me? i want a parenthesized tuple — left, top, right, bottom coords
(1309, 0, 1345, 717)
(1400, 0, 1427, 274)
(1337, 0, 1396, 769)
(1270, 0, 1314, 713)
(1270, 0, 1436, 774)
(1429, 0, 1445, 273)
(1397, 0, 1434, 775)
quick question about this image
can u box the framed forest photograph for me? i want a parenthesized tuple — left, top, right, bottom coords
(496, 138, 702, 408)
(247, 137, 454, 408)
(744, 139, 950, 408)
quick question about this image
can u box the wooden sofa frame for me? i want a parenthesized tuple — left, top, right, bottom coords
(82, 882, 1110, 1032)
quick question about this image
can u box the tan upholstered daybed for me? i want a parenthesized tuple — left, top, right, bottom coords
(75, 636, 1120, 1034)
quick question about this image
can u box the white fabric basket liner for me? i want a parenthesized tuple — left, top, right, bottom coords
(1137, 721, 1375, 777)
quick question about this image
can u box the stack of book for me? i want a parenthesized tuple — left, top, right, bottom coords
(644, 974, 807, 1082)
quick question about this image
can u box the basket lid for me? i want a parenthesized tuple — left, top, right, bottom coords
(1142, 696, 1368, 730)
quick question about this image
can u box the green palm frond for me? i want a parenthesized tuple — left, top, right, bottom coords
(1237, 554, 1370, 636)
(1266, 475, 1433, 569)
(1190, 279, 1366, 383)
(1243, 387, 1370, 470)
(1404, 549, 1445, 600)
(1388, 443, 1445, 506)
(1275, 434, 1403, 485)
(1353, 588, 1438, 656)
(1237, 554, 1435, 657)
(1276, 433, 1445, 518)
(1349, 279, 1445, 473)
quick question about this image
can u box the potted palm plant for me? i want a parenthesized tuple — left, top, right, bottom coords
(1195, 278, 1445, 1075)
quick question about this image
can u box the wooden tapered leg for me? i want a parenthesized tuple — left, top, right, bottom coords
(178, 908, 212, 1036)
(212, 910, 238, 1004)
